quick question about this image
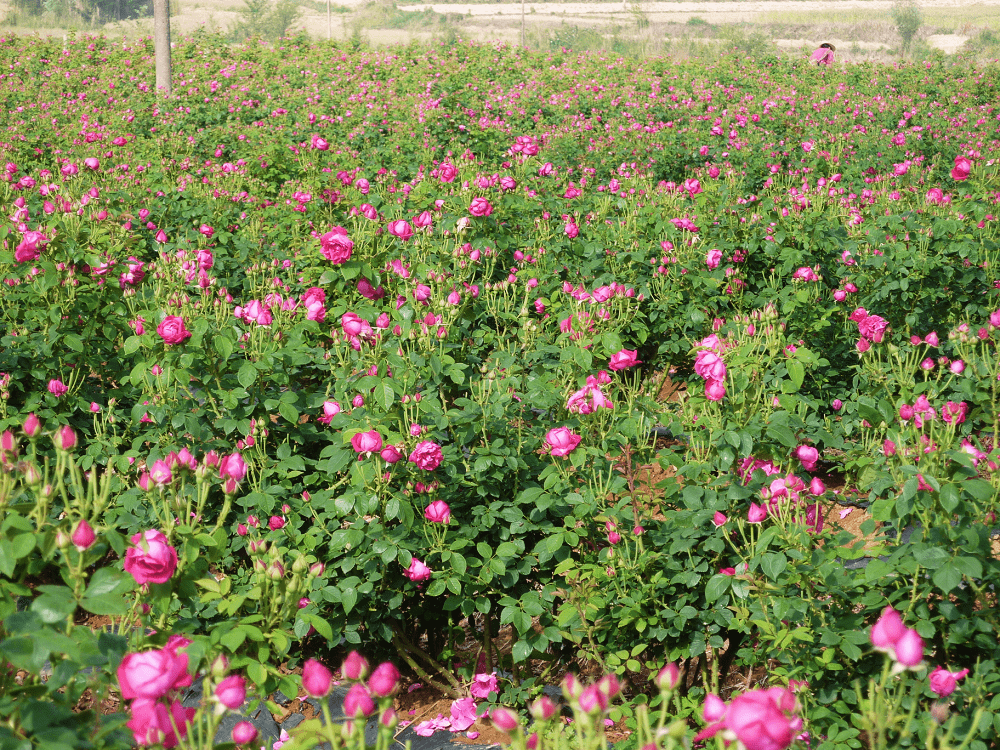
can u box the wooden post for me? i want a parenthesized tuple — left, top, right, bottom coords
(154, 0, 172, 96)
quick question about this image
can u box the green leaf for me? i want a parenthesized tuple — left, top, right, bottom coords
(341, 587, 358, 615)
(123, 335, 142, 355)
(85, 568, 132, 598)
(705, 574, 732, 602)
(214, 334, 234, 360)
(374, 382, 394, 411)
(306, 613, 334, 641)
(278, 401, 299, 424)
(220, 628, 247, 652)
(80, 593, 130, 616)
(786, 359, 804, 391)
(238, 362, 256, 388)
(913, 546, 949, 569)
(512, 639, 532, 663)
(31, 591, 77, 624)
(932, 564, 962, 594)
(761, 552, 788, 580)
(64, 334, 84, 353)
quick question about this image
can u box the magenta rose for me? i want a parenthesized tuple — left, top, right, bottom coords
(157, 316, 191, 345)
(424, 500, 451, 524)
(405, 558, 432, 582)
(608, 349, 640, 371)
(320, 227, 353, 264)
(857, 314, 888, 343)
(118, 648, 191, 700)
(218, 452, 247, 482)
(214, 674, 247, 709)
(123, 529, 178, 585)
(694, 350, 727, 382)
(302, 659, 333, 697)
(545, 427, 581, 457)
(351, 430, 383, 454)
(951, 155, 972, 181)
(343, 683, 376, 718)
(14, 231, 47, 263)
(929, 666, 969, 697)
(369, 662, 401, 697)
(408, 440, 443, 471)
(127, 699, 195, 749)
(725, 687, 802, 750)
(469, 197, 493, 217)
(388, 220, 413, 240)
(705, 248, 722, 269)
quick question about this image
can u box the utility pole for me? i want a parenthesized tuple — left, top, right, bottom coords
(521, 0, 525, 48)
(154, 0, 172, 96)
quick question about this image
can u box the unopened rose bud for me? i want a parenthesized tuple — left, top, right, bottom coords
(211, 654, 230, 679)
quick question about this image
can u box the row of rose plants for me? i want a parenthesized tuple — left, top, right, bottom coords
(1, 32, 999, 749)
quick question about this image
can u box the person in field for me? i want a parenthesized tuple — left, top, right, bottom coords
(810, 42, 836, 65)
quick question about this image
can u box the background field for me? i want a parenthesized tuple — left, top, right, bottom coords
(3, 0, 1000, 59)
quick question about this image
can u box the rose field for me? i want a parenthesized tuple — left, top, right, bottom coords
(1, 31, 1000, 750)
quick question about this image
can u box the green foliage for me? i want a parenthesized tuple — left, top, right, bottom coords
(891, 1, 923, 52)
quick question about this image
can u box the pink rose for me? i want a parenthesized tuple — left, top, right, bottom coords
(424, 500, 451, 523)
(848, 307, 868, 323)
(470, 672, 499, 699)
(351, 430, 383, 454)
(118, 648, 191, 700)
(215, 674, 247, 709)
(545, 427, 581, 457)
(14, 230, 47, 263)
(48, 379, 68, 397)
(343, 683, 376, 718)
(388, 220, 413, 240)
(127, 699, 195, 749)
(694, 350, 727, 382)
(218, 452, 247, 482)
(72, 519, 96, 551)
(469, 197, 493, 217)
(951, 155, 972, 181)
(369, 662, 401, 697)
(409, 440, 443, 471)
(929, 666, 969, 697)
(858, 314, 888, 343)
(157, 316, 192, 345)
(705, 249, 722, 269)
(232, 722, 258, 745)
(320, 227, 353, 264)
(405, 557, 432, 582)
(123, 529, 178, 585)
(380, 444, 403, 463)
(794, 445, 819, 472)
(705, 380, 726, 402)
(608, 349, 640, 371)
(725, 687, 802, 750)
(302, 659, 333, 697)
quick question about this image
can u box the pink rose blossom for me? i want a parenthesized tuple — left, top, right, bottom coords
(409, 441, 443, 470)
(123, 530, 178, 585)
(405, 558, 432, 582)
(157, 316, 192, 345)
(545, 427, 581, 457)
